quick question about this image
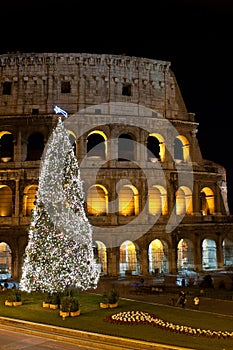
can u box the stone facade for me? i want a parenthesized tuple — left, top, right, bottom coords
(0, 52, 233, 281)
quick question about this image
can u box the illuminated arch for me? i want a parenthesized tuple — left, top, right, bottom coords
(147, 133, 165, 162)
(0, 242, 12, 277)
(202, 238, 217, 270)
(118, 184, 139, 216)
(222, 238, 233, 267)
(95, 240, 107, 274)
(0, 131, 14, 162)
(148, 239, 168, 274)
(119, 240, 139, 275)
(23, 185, 38, 216)
(200, 187, 215, 215)
(176, 186, 193, 215)
(0, 185, 12, 216)
(174, 135, 190, 163)
(67, 130, 77, 154)
(87, 130, 107, 159)
(177, 238, 194, 272)
(87, 184, 108, 216)
(148, 185, 168, 216)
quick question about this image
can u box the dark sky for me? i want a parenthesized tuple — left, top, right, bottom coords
(1, 0, 233, 210)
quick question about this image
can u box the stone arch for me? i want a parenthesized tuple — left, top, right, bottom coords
(118, 184, 139, 216)
(148, 185, 168, 216)
(222, 238, 233, 268)
(119, 240, 139, 275)
(0, 185, 12, 216)
(200, 187, 215, 215)
(67, 130, 77, 155)
(87, 130, 107, 160)
(87, 184, 108, 216)
(0, 242, 12, 278)
(0, 131, 14, 162)
(176, 186, 193, 215)
(174, 135, 190, 163)
(148, 239, 169, 274)
(147, 133, 165, 162)
(27, 132, 44, 161)
(202, 238, 217, 270)
(94, 240, 107, 275)
(177, 238, 194, 272)
(22, 184, 38, 216)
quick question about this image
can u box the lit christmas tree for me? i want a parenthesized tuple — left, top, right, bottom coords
(19, 109, 100, 294)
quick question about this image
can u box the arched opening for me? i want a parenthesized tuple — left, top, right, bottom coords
(148, 185, 168, 216)
(147, 133, 165, 162)
(0, 132, 14, 162)
(27, 132, 44, 161)
(118, 185, 139, 216)
(202, 238, 217, 270)
(95, 241, 107, 275)
(177, 238, 194, 273)
(0, 185, 12, 216)
(148, 239, 168, 274)
(147, 135, 160, 160)
(87, 185, 108, 216)
(176, 186, 193, 215)
(222, 238, 233, 268)
(87, 131, 106, 160)
(200, 187, 215, 215)
(0, 242, 12, 279)
(119, 240, 139, 275)
(23, 185, 38, 216)
(174, 135, 190, 163)
(68, 131, 77, 155)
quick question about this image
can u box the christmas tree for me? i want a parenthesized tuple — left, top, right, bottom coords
(19, 110, 100, 294)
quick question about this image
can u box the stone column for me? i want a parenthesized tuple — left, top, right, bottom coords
(170, 232, 178, 274)
(214, 185, 222, 216)
(193, 234, 202, 272)
(216, 235, 224, 268)
(193, 181, 201, 215)
(139, 245, 149, 275)
(107, 246, 119, 277)
(14, 179, 20, 217)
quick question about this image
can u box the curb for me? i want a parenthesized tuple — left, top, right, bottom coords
(0, 316, 193, 350)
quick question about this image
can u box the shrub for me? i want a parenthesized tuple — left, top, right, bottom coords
(60, 296, 71, 312)
(108, 288, 119, 304)
(70, 296, 79, 312)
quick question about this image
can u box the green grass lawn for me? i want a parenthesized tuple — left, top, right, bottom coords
(1, 289, 233, 350)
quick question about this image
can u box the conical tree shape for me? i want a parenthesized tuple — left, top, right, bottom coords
(19, 116, 100, 294)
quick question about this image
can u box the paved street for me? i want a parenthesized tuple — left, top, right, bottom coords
(0, 326, 96, 350)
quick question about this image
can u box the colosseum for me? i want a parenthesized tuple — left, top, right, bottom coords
(0, 52, 233, 285)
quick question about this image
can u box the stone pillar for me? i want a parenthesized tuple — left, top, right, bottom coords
(139, 245, 149, 275)
(14, 131, 21, 162)
(216, 235, 224, 268)
(107, 246, 119, 277)
(111, 137, 118, 160)
(170, 232, 178, 274)
(141, 131, 148, 162)
(214, 185, 222, 216)
(193, 234, 202, 272)
(14, 179, 20, 217)
(193, 181, 201, 215)
(168, 172, 177, 217)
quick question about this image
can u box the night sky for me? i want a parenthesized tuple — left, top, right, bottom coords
(1, 0, 233, 211)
